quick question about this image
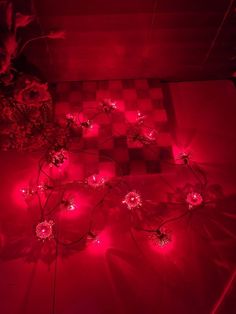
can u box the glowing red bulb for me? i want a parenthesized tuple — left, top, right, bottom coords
(177, 151, 191, 164)
(37, 182, 52, 192)
(136, 111, 146, 123)
(48, 148, 68, 168)
(80, 120, 92, 129)
(87, 174, 105, 188)
(101, 99, 116, 113)
(142, 127, 157, 141)
(87, 231, 100, 244)
(157, 233, 171, 247)
(35, 220, 54, 240)
(20, 187, 36, 199)
(150, 229, 171, 247)
(123, 191, 142, 209)
(62, 198, 77, 211)
(66, 113, 77, 122)
(94, 237, 101, 244)
(186, 192, 203, 209)
(67, 203, 76, 211)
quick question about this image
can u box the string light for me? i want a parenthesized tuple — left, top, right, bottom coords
(122, 191, 142, 210)
(35, 220, 54, 240)
(37, 182, 53, 192)
(80, 120, 92, 129)
(66, 113, 77, 123)
(141, 127, 157, 142)
(48, 148, 68, 168)
(136, 111, 146, 124)
(66, 113, 93, 130)
(20, 182, 53, 201)
(9, 91, 212, 252)
(129, 128, 156, 145)
(61, 198, 77, 211)
(100, 98, 116, 113)
(20, 187, 37, 199)
(86, 174, 105, 188)
(2, 13, 225, 304)
(87, 231, 100, 244)
(177, 151, 191, 165)
(186, 192, 203, 209)
(149, 229, 171, 247)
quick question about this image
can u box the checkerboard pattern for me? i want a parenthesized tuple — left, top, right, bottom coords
(51, 79, 173, 177)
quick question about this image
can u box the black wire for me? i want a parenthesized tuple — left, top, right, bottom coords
(187, 163, 208, 194)
(42, 189, 54, 210)
(36, 192, 44, 221)
(157, 210, 190, 230)
(55, 232, 88, 247)
(139, 210, 190, 233)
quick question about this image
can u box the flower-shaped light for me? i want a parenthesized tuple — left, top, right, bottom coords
(129, 126, 157, 146)
(186, 192, 203, 209)
(150, 229, 171, 247)
(100, 99, 116, 113)
(20, 187, 37, 199)
(177, 151, 191, 165)
(48, 148, 68, 168)
(86, 174, 105, 188)
(136, 111, 146, 124)
(66, 113, 77, 124)
(80, 120, 92, 129)
(141, 127, 157, 142)
(62, 198, 77, 211)
(123, 191, 142, 210)
(37, 181, 53, 192)
(35, 220, 54, 240)
(87, 231, 100, 244)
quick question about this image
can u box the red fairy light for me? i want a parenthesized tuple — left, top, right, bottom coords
(67, 203, 76, 211)
(80, 120, 92, 129)
(48, 148, 68, 168)
(136, 111, 146, 124)
(87, 231, 100, 244)
(100, 99, 116, 113)
(20, 187, 36, 198)
(123, 191, 142, 209)
(66, 113, 77, 123)
(86, 174, 105, 188)
(66, 113, 92, 129)
(37, 182, 53, 192)
(62, 198, 77, 211)
(186, 192, 203, 209)
(150, 229, 171, 247)
(129, 126, 157, 145)
(142, 127, 157, 142)
(178, 151, 191, 165)
(35, 220, 54, 240)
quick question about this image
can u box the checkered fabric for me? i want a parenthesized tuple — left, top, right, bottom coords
(50, 79, 173, 177)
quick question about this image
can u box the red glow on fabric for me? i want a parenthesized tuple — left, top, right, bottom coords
(13, 181, 36, 209)
(99, 162, 116, 179)
(59, 192, 89, 220)
(35, 220, 54, 240)
(87, 229, 111, 255)
(186, 192, 203, 208)
(150, 234, 175, 254)
(83, 122, 99, 137)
